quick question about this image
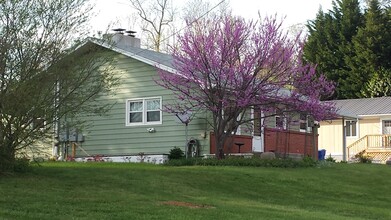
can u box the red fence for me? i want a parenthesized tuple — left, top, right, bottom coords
(264, 128, 318, 158)
(209, 128, 318, 158)
(209, 133, 253, 154)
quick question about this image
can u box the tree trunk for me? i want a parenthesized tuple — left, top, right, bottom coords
(214, 131, 226, 159)
(0, 136, 17, 172)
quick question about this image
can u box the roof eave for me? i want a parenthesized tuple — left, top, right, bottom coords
(87, 38, 176, 73)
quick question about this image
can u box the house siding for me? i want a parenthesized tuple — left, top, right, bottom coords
(318, 118, 381, 160)
(73, 52, 209, 157)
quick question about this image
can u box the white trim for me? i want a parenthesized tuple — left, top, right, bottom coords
(345, 120, 358, 138)
(381, 119, 391, 135)
(125, 97, 162, 126)
(359, 114, 391, 117)
(88, 39, 177, 73)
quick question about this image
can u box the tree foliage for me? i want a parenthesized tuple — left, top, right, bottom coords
(361, 68, 391, 97)
(0, 0, 117, 173)
(304, 0, 391, 99)
(304, 0, 363, 99)
(157, 15, 335, 159)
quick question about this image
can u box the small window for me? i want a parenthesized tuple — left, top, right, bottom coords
(126, 97, 162, 126)
(275, 110, 287, 130)
(345, 120, 357, 137)
(299, 114, 307, 132)
(32, 117, 46, 130)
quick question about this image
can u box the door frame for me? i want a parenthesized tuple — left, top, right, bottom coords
(380, 118, 391, 135)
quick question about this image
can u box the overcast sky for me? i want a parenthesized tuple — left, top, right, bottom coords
(90, 0, 333, 35)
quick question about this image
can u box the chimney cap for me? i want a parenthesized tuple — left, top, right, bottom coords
(112, 28, 126, 33)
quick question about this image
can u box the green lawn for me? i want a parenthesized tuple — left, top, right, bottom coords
(1, 162, 390, 220)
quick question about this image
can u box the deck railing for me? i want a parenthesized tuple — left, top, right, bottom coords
(347, 135, 391, 160)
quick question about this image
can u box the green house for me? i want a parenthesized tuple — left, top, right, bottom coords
(56, 34, 210, 163)
(55, 33, 319, 163)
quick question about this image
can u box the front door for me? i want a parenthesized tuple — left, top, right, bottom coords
(252, 109, 264, 152)
(383, 120, 391, 135)
(382, 120, 391, 147)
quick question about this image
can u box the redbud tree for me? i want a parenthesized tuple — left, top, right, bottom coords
(157, 15, 336, 159)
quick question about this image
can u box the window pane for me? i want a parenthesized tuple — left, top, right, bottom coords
(276, 116, 284, 128)
(147, 111, 160, 122)
(130, 112, 142, 123)
(351, 121, 357, 136)
(146, 99, 160, 110)
(129, 101, 143, 111)
(300, 122, 307, 131)
(346, 121, 351, 136)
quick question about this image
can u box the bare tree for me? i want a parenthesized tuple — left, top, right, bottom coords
(182, 0, 231, 22)
(129, 0, 175, 52)
(0, 0, 118, 172)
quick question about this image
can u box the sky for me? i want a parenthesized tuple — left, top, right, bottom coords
(90, 0, 333, 35)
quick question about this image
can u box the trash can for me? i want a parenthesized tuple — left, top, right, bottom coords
(318, 149, 326, 160)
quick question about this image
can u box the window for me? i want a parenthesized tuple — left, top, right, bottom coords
(299, 114, 307, 132)
(126, 97, 162, 126)
(275, 114, 286, 130)
(345, 120, 357, 137)
(299, 114, 312, 133)
(222, 108, 242, 134)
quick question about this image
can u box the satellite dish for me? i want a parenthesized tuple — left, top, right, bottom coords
(174, 111, 192, 124)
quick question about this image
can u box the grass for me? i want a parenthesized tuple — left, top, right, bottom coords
(1, 162, 391, 220)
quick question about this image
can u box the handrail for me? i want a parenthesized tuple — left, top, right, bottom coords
(347, 135, 368, 159)
(347, 134, 391, 159)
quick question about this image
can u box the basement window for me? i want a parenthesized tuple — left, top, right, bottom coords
(126, 97, 162, 126)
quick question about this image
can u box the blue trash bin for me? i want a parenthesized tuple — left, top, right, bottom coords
(318, 149, 326, 160)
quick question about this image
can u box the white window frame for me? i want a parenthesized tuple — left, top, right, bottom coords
(381, 119, 391, 135)
(345, 120, 358, 138)
(275, 115, 287, 130)
(125, 97, 162, 126)
(222, 110, 242, 135)
(299, 114, 312, 133)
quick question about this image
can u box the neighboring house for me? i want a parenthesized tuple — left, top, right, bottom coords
(318, 97, 391, 163)
(56, 33, 320, 162)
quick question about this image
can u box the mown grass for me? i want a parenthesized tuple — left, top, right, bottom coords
(1, 162, 391, 220)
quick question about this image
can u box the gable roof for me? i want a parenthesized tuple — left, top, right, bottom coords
(331, 96, 391, 118)
(79, 38, 175, 73)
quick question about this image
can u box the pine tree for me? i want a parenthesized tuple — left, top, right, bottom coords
(350, 0, 391, 91)
(303, 0, 363, 99)
(361, 68, 391, 98)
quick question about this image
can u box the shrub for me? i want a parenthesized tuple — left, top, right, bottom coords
(325, 154, 336, 163)
(165, 156, 318, 168)
(0, 157, 31, 174)
(355, 152, 372, 164)
(168, 147, 184, 160)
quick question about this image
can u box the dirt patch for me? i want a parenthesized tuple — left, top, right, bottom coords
(160, 201, 215, 209)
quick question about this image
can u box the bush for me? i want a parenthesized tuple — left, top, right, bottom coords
(355, 152, 372, 164)
(0, 157, 31, 174)
(13, 157, 32, 173)
(168, 147, 184, 160)
(325, 154, 336, 163)
(165, 156, 318, 168)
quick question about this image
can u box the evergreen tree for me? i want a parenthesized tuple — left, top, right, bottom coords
(349, 0, 391, 98)
(361, 68, 391, 97)
(304, 0, 363, 99)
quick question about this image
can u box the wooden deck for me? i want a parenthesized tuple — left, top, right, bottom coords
(347, 135, 391, 163)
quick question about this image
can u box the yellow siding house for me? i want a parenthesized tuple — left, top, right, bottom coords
(319, 97, 391, 163)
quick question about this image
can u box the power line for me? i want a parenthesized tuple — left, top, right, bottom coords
(160, 0, 226, 45)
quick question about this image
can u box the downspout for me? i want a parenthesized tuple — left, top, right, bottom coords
(342, 117, 346, 161)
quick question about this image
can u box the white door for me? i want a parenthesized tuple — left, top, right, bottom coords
(252, 109, 264, 152)
(383, 120, 391, 135)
